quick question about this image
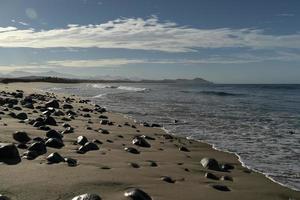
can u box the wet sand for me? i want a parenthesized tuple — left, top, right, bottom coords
(0, 82, 299, 200)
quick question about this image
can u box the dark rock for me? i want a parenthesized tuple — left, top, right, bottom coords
(98, 115, 108, 119)
(124, 147, 140, 154)
(124, 188, 152, 200)
(92, 139, 102, 144)
(62, 123, 71, 128)
(46, 130, 63, 139)
(161, 176, 175, 183)
(77, 142, 99, 154)
(44, 116, 57, 126)
(200, 157, 220, 171)
(147, 160, 158, 167)
(0, 143, 21, 164)
(142, 122, 150, 127)
(17, 143, 28, 149)
(179, 146, 190, 152)
(62, 126, 74, 134)
(0, 194, 10, 200)
(38, 125, 51, 131)
(212, 185, 231, 192)
(221, 175, 233, 181)
(42, 110, 52, 116)
(83, 114, 91, 118)
(66, 110, 77, 116)
(47, 152, 64, 164)
(45, 99, 59, 109)
(100, 119, 109, 125)
(141, 135, 155, 140)
(28, 142, 47, 155)
(99, 129, 109, 134)
(33, 121, 44, 127)
(65, 157, 77, 167)
(77, 136, 88, 145)
(220, 164, 234, 171)
(72, 193, 102, 200)
(132, 136, 151, 148)
(162, 134, 173, 139)
(205, 172, 219, 180)
(13, 131, 31, 143)
(45, 138, 64, 148)
(23, 150, 39, 160)
(13, 106, 22, 111)
(32, 137, 45, 142)
(129, 162, 140, 168)
(63, 104, 73, 109)
(151, 123, 161, 128)
(53, 110, 65, 116)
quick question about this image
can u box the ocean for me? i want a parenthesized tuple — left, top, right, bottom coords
(43, 83, 300, 191)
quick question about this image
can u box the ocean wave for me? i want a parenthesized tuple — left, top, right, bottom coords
(89, 84, 112, 89)
(117, 86, 148, 92)
(181, 90, 244, 96)
(92, 93, 107, 98)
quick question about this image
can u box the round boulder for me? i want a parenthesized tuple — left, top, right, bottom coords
(132, 136, 151, 148)
(47, 152, 64, 164)
(72, 193, 101, 200)
(13, 131, 31, 143)
(124, 188, 152, 200)
(200, 157, 220, 171)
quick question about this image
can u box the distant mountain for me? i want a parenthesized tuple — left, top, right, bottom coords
(0, 70, 212, 84)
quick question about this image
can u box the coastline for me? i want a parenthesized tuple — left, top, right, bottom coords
(0, 82, 299, 200)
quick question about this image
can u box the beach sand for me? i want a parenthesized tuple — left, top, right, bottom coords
(0, 82, 299, 200)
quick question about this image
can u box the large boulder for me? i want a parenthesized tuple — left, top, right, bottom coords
(77, 136, 88, 145)
(72, 194, 101, 200)
(124, 188, 152, 200)
(77, 142, 99, 154)
(132, 136, 151, 148)
(45, 99, 59, 108)
(28, 142, 47, 155)
(44, 116, 57, 126)
(47, 152, 64, 164)
(46, 130, 63, 139)
(0, 143, 21, 164)
(63, 104, 73, 109)
(13, 131, 31, 143)
(124, 147, 140, 154)
(45, 138, 64, 148)
(0, 194, 10, 200)
(200, 158, 220, 171)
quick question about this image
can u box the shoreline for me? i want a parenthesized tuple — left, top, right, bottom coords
(87, 102, 300, 192)
(0, 82, 299, 200)
(39, 82, 300, 192)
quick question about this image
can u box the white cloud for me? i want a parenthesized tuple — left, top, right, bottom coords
(47, 59, 144, 67)
(1, 51, 300, 72)
(0, 17, 299, 52)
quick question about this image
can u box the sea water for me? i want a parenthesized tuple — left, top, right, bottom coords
(43, 83, 300, 190)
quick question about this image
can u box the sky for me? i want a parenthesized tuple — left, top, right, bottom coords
(0, 0, 299, 83)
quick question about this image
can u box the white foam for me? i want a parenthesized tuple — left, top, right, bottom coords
(92, 93, 107, 98)
(89, 84, 111, 89)
(117, 86, 147, 92)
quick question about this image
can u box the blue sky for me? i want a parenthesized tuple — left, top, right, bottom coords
(0, 0, 299, 83)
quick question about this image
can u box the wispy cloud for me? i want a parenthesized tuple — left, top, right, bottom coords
(47, 59, 144, 67)
(0, 17, 300, 52)
(276, 13, 295, 17)
(1, 51, 300, 72)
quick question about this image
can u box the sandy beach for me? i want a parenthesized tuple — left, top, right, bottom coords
(0, 82, 299, 200)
